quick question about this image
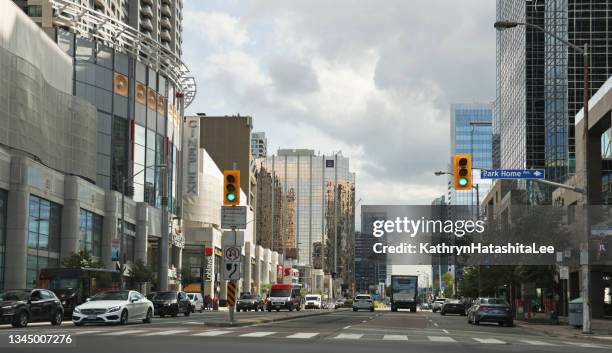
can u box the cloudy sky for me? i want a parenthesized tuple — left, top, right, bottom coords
(182, 0, 496, 208)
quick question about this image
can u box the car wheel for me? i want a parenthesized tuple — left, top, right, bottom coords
(289, 306, 294, 312)
(74, 322, 84, 326)
(276, 309, 280, 312)
(120, 310, 128, 325)
(185, 308, 190, 317)
(171, 308, 178, 317)
(12, 311, 29, 328)
(441, 311, 446, 316)
(499, 321, 504, 327)
(160, 314, 165, 318)
(143, 308, 152, 323)
(370, 308, 374, 312)
(353, 308, 358, 312)
(296, 305, 301, 312)
(51, 310, 63, 325)
(475, 319, 480, 325)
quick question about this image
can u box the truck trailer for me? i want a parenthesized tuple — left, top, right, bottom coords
(391, 275, 418, 312)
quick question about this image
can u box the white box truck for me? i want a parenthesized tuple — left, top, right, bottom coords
(391, 275, 418, 312)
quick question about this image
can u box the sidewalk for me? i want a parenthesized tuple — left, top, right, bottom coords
(515, 317, 612, 342)
(201, 308, 342, 327)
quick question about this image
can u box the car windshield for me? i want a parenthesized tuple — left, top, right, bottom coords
(187, 294, 195, 299)
(151, 292, 177, 300)
(448, 300, 461, 304)
(0, 290, 30, 301)
(240, 294, 256, 299)
(270, 289, 291, 297)
(90, 291, 129, 301)
(481, 298, 509, 305)
(306, 296, 319, 301)
(356, 295, 371, 300)
(50, 278, 80, 290)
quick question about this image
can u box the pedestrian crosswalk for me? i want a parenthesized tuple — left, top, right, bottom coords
(59, 329, 610, 348)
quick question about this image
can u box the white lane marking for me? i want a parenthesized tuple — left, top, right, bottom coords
(192, 330, 231, 337)
(240, 331, 276, 337)
(442, 329, 449, 333)
(361, 320, 367, 323)
(139, 330, 190, 336)
(383, 335, 408, 341)
(433, 323, 439, 327)
(521, 340, 556, 346)
(428, 336, 456, 342)
(286, 332, 320, 339)
(562, 341, 606, 348)
(98, 330, 145, 336)
(473, 338, 506, 344)
(343, 325, 351, 329)
(334, 333, 363, 340)
(73, 330, 105, 335)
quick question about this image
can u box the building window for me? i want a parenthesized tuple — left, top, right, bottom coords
(27, 195, 61, 288)
(111, 116, 129, 192)
(27, 5, 42, 17)
(79, 209, 103, 257)
(117, 221, 136, 263)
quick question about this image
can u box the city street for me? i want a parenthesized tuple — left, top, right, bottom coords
(0, 309, 609, 352)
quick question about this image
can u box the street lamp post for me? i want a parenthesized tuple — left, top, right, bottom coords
(495, 20, 591, 333)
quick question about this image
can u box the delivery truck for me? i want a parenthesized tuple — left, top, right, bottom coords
(391, 275, 418, 312)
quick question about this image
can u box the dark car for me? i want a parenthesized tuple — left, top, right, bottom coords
(148, 291, 191, 317)
(237, 294, 265, 312)
(467, 297, 513, 326)
(441, 299, 466, 316)
(0, 289, 64, 328)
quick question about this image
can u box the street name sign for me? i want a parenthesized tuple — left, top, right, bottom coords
(481, 169, 545, 180)
(223, 245, 242, 280)
(221, 205, 247, 229)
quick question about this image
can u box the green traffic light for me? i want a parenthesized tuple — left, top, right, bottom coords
(226, 193, 236, 202)
(458, 177, 468, 187)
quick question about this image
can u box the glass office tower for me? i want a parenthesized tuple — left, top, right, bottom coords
(448, 103, 494, 209)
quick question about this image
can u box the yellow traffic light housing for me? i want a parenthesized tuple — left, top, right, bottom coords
(453, 154, 472, 190)
(223, 170, 241, 205)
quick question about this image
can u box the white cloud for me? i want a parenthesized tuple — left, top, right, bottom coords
(182, 1, 496, 206)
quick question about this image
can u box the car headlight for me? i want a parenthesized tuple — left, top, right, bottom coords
(107, 306, 121, 313)
(73, 307, 81, 314)
(1, 305, 16, 309)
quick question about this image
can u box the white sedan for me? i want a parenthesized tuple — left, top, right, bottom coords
(72, 290, 153, 325)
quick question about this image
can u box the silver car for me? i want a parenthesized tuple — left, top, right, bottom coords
(353, 294, 374, 312)
(432, 299, 447, 313)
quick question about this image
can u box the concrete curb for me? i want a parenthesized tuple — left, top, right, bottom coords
(202, 309, 345, 327)
(515, 321, 612, 341)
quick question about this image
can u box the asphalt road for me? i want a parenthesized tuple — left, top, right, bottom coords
(0, 309, 610, 353)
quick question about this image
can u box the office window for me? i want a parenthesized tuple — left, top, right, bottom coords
(27, 5, 42, 17)
(79, 209, 103, 257)
(0, 189, 6, 289)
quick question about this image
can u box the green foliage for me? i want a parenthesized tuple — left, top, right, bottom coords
(442, 272, 454, 298)
(260, 283, 272, 295)
(127, 259, 155, 284)
(62, 250, 103, 268)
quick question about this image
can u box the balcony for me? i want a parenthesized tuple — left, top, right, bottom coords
(140, 5, 153, 18)
(160, 30, 171, 42)
(161, 4, 172, 17)
(161, 0, 172, 5)
(140, 18, 153, 32)
(141, 0, 153, 5)
(160, 17, 172, 30)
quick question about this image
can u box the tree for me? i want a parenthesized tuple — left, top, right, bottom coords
(442, 272, 454, 298)
(127, 260, 155, 290)
(62, 250, 103, 268)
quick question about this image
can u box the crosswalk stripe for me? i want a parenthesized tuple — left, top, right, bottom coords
(383, 335, 408, 341)
(521, 340, 556, 346)
(428, 336, 456, 342)
(473, 338, 506, 344)
(240, 332, 276, 337)
(139, 330, 190, 336)
(286, 333, 320, 339)
(73, 330, 105, 335)
(192, 330, 232, 337)
(334, 334, 363, 340)
(562, 341, 606, 348)
(98, 330, 145, 336)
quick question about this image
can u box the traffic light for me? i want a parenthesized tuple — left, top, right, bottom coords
(223, 170, 240, 205)
(453, 154, 472, 190)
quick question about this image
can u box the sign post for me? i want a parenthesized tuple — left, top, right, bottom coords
(223, 243, 241, 323)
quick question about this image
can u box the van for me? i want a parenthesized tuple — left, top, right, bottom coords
(267, 284, 302, 312)
(187, 293, 204, 313)
(304, 294, 322, 309)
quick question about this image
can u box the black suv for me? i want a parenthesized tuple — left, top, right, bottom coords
(148, 291, 192, 317)
(237, 294, 265, 312)
(0, 289, 64, 327)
